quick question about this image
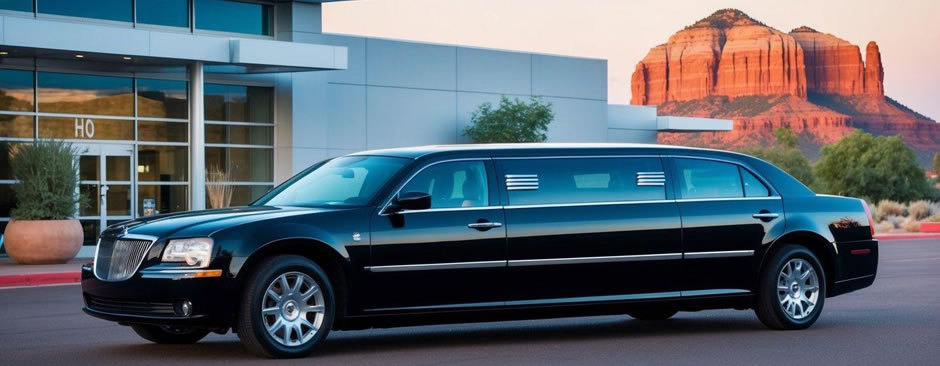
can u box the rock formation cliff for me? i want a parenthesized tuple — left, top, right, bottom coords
(631, 9, 938, 165)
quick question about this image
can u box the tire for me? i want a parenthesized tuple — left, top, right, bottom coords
(626, 308, 678, 320)
(131, 324, 210, 344)
(237, 255, 335, 358)
(754, 244, 826, 330)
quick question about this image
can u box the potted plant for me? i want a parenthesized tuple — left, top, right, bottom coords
(3, 140, 86, 264)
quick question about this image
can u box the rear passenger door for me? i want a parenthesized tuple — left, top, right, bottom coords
(499, 156, 683, 303)
(669, 157, 785, 295)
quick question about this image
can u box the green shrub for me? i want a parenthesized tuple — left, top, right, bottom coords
(10, 140, 86, 220)
(463, 96, 554, 143)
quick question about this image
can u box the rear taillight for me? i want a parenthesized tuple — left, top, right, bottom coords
(861, 200, 876, 237)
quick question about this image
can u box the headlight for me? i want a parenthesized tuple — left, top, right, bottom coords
(162, 238, 213, 268)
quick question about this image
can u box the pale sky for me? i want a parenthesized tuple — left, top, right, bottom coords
(324, 0, 939, 120)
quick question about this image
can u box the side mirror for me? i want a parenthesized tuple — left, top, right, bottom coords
(394, 191, 431, 212)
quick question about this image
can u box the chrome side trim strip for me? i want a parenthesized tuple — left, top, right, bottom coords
(504, 199, 673, 210)
(834, 274, 875, 284)
(508, 253, 682, 267)
(397, 205, 503, 214)
(683, 250, 755, 259)
(506, 292, 682, 306)
(680, 289, 751, 297)
(676, 197, 781, 203)
(365, 260, 506, 273)
(364, 289, 750, 312)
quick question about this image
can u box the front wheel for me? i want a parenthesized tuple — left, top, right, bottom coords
(237, 255, 335, 358)
(754, 244, 826, 330)
(131, 324, 210, 344)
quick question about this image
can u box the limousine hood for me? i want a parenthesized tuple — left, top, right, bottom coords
(114, 205, 347, 239)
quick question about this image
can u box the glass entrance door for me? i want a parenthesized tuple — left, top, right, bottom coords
(77, 144, 135, 245)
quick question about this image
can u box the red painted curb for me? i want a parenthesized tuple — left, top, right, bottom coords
(875, 233, 940, 241)
(0, 271, 81, 288)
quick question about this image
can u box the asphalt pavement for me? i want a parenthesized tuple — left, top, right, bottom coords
(1, 239, 938, 365)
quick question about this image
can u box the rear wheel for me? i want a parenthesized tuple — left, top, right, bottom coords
(237, 255, 335, 358)
(755, 244, 826, 330)
(627, 308, 678, 320)
(131, 324, 210, 344)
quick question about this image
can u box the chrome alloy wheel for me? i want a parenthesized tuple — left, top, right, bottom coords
(777, 258, 820, 320)
(261, 271, 325, 347)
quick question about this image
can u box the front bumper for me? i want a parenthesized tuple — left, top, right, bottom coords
(81, 264, 238, 328)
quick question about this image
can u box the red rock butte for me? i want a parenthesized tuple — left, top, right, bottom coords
(630, 9, 938, 165)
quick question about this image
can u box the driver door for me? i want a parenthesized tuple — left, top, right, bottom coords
(367, 159, 506, 311)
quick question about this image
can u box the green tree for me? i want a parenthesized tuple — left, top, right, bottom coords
(815, 130, 937, 202)
(740, 127, 817, 189)
(463, 96, 554, 143)
(932, 152, 940, 174)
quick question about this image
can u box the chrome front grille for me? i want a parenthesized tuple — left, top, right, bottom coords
(94, 238, 154, 281)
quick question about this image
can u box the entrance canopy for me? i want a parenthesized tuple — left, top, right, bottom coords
(0, 14, 347, 74)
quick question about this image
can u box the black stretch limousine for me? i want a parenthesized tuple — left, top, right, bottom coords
(82, 144, 878, 358)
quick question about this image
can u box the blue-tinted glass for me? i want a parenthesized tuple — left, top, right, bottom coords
(501, 158, 666, 205)
(741, 168, 770, 197)
(675, 158, 743, 199)
(137, 0, 189, 27)
(38, 0, 132, 22)
(0, 69, 34, 111)
(195, 0, 272, 36)
(402, 161, 489, 209)
(38, 72, 133, 116)
(0, 0, 32, 12)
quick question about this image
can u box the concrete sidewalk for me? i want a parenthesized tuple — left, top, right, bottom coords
(0, 257, 88, 288)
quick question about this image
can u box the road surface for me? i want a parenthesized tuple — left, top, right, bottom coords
(1, 239, 938, 365)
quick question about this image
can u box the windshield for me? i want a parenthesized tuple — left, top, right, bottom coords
(255, 156, 411, 208)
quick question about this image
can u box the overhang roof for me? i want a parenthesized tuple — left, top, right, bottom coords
(0, 14, 347, 73)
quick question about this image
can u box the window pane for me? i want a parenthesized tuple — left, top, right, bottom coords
(79, 155, 98, 180)
(0, 114, 34, 138)
(0, 142, 15, 179)
(0, 69, 34, 112)
(0, 184, 13, 216)
(206, 147, 272, 182)
(195, 0, 272, 35)
(136, 0, 189, 27)
(402, 161, 489, 209)
(675, 158, 743, 199)
(258, 156, 411, 208)
(206, 124, 272, 145)
(137, 79, 188, 119)
(0, 0, 32, 12)
(138, 185, 188, 216)
(501, 158, 666, 205)
(138, 146, 188, 182)
(79, 184, 99, 216)
(38, 72, 133, 116)
(742, 168, 770, 197)
(38, 0, 132, 22)
(138, 121, 188, 142)
(106, 156, 130, 181)
(79, 220, 98, 245)
(39, 117, 134, 140)
(106, 184, 131, 215)
(205, 84, 272, 123)
(222, 185, 271, 206)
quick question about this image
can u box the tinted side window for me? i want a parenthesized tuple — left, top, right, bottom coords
(499, 158, 665, 205)
(401, 161, 489, 209)
(741, 168, 770, 197)
(675, 158, 742, 199)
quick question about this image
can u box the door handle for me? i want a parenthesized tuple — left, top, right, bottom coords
(752, 212, 779, 221)
(467, 222, 503, 230)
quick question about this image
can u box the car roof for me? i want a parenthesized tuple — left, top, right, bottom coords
(348, 143, 742, 160)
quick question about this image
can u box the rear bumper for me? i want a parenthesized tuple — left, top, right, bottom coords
(81, 264, 237, 328)
(830, 239, 878, 297)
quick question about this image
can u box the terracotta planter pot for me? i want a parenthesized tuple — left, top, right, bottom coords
(3, 219, 83, 264)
